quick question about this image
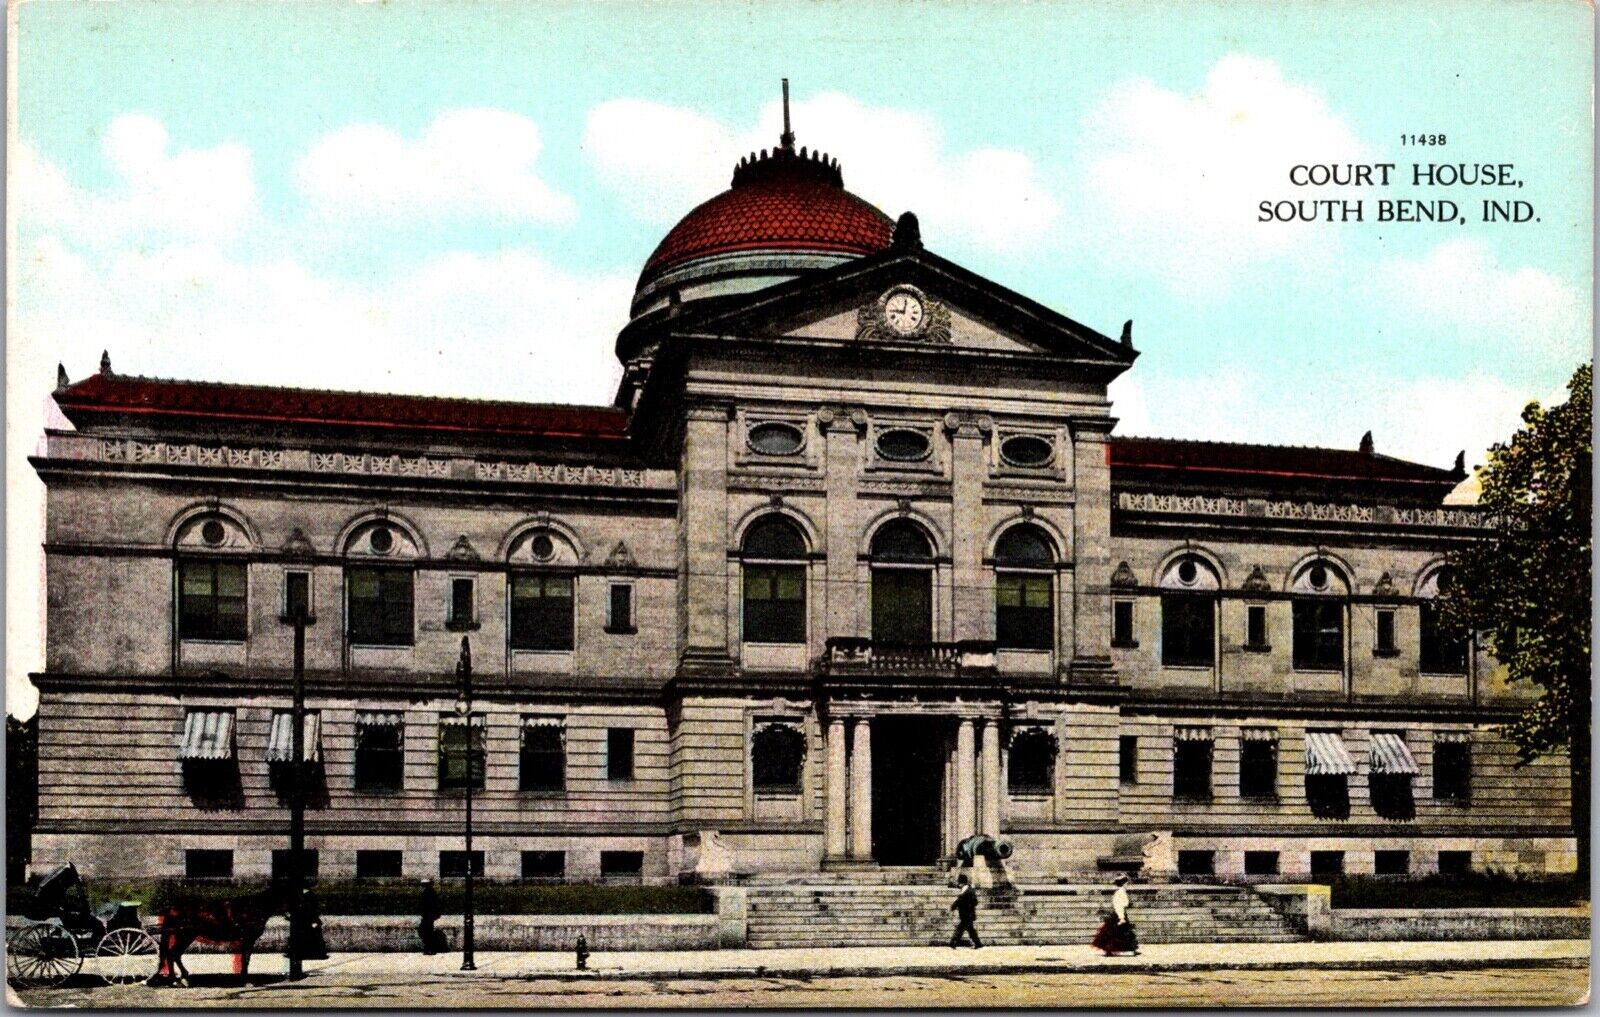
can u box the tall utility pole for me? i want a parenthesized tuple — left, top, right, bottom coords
(455, 636, 476, 971)
(282, 572, 315, 982)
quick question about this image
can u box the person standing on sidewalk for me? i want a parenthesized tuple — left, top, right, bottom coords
(949, 875, 983, 949)
(418, 878, 442, 955)
(1092, 874, 1140, 956)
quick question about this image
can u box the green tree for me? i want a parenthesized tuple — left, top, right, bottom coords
(1442, 362, 1591, 887)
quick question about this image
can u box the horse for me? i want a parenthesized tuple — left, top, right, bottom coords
(152, 884, 293, 985)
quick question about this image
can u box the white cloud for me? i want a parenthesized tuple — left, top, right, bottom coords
(1081, 54, 1371, 297)
(295, 109, 577, 225)
(15, 117, 257, 245)
(583, 92, 1060, 255)
(1379, 239, 1586, 361)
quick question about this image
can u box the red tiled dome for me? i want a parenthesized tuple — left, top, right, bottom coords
(640, 145, 894, 284)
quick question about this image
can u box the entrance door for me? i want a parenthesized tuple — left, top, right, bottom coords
(871, 568, 932, 645)
(871, 718, 945, 865)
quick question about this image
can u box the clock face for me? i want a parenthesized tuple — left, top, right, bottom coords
(884, 290, 925, 335)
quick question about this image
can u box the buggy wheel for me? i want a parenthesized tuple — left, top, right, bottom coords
(94, 927, 160, 985)
(7, 922, 82, 987)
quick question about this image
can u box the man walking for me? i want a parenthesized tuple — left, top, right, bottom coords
(949, 874, 982, 949)
(418, 878, 442, 955)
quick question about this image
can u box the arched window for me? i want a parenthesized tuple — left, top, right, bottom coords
(994, 525, 1055, 651)
(1291, 559, 1349, 671)
(752, 722, 806, 792)
(344, 519, 418, 647)
(870, 520, 934, 645)
(1418, 567, 1467, 675)
(1159, 554, 1219, 667)
(508, 529, 577, 652)
(742, 516, 807, 645)
(174, 511, 253, 643)
(1008, 726, 1057, 795)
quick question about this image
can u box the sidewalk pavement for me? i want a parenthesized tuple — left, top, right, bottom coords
(179, 939, 1589, 982)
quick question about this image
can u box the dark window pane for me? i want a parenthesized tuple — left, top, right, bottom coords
(872, 568, 932, 645)
(355, 724, 404, 792)
(870, 520, 933, 561)
(1370, 773, 1416, 820)
(520, 723, 565, 792)
(1244, 851, 1279, 876)
(178, 560, 248, 641)
(999, 434, 1054, 468)
(271, 849, 319, 882)
(1419, 602, 1468, 673)
(1376, 609, 1396, 653)
(356, 850, 402, 879)
(185, 849, 233, 880)
(1007, 727, 1057, 794)
(875, 429, 931, 462)
(1240, 738, 1278, 798)
(748, 421, 804, 456)
(742, 516, 806, 558)
(1433, 743, 1472, 801)
(1306, 774, 1351, 819)
(1374, 850, 1410, 876)
(440, 851, 484, 878)
(609, 585, 633, 630)
(1177, 850, 1214, 875)
(607, 728, 635, 780)
(451, 579, 474, 624)
(994, 525, 1053, 565)
(438, 722, 485, 790)
(510, 573, 575, 650)
(285, 571, 311, 620)
(1162, 593, 1214, 666)
(743, 564, 806, 643)
(1173, 739, 1212, 800)
(600, 851, 643, 876)
(348, 567, 414, 646)
(1246, 605, 1267, 648)
(1310, 850, 1345, 876)
(1112, 601, 1135, 646)
(1293, 599, 1344, 670)
(996, 573, 1053, 650)
(1119, 736, 1138, 785)
(1438, 850, 1472, 876)
(752, 724, 806, 791)
(522, 850, 565, 879)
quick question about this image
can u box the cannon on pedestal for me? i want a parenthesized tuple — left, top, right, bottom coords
(955, 834, 1013, 866)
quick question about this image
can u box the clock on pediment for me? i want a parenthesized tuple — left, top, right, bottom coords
(855, 285, 952, 343)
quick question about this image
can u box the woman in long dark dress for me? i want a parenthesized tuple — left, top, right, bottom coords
(1091, 874, 1140, 955)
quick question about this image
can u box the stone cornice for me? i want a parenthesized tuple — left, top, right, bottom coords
(1116, 490, 1489, 531)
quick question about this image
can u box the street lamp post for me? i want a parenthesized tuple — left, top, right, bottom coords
(454, 636, 476, 971)
(281, 573, 315, 982)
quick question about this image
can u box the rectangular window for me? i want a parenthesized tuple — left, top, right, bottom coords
(1292, 599, 1344, 670)
(1162, 594, 1215, 666)
(184, 849, 234, 880)
(354, 716, 404, 792)
(521, 850, 565, 880)
(1119, 735, 1138, 785)
(178, 560, 248, 641)
(1112, 600, 1136, 647)
(1437, 850, 1472, 876)
(1375, 609, 1397, 655)
(871, 568, 933, 645)
(438, 718, 486, 791)
(1239, 731, 1279, 799)
(1309, 850, 1345, 877)
(449, 577, 475, 626)
(1419, 602, 1468, 674)
(607, 584, 635, 633)
(1374, 850, 1410, 876)
(1173, 730, 1213, 801)
(1177, 850, 1215, 876)
(744, 565, 806, 644)
(606, 728, 635, 780)
(510, 573, 574, 651)
(600, 850, 644, 877)
(1245, 605, 1268, 649)
(284, 570, 312, 621)
(520, 718, 566, 792)
(347, 566, 414, 646)
(440, 850, 484, 878)
(1244, 851, 1279, 876)
(271, 848, 319, 882)
(996, 573, 1053, 650)
(356, 850, 403, 879)
(1433, 740, 1472, 802)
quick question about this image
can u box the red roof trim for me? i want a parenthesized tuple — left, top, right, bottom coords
(1107, 436, 1456, 486)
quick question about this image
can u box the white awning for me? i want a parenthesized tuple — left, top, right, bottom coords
(1240, 727, 1278, 742)
(356, 711, 403, 727)
(439, 712, 485, 726)
(523, 716, 564, 728)
(179, 710, 235, 760)
(1434, 729, 1472, 744)
(1304, 731, 1356, 776)
(267, 712, 322, 763)
(1174, 725, 1212, 742)
(1368, 732, 1419, 775)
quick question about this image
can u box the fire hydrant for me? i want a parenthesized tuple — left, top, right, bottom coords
(575, 935, 589, 971)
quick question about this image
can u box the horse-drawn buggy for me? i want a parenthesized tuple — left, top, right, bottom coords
(6, 863, 161, 987)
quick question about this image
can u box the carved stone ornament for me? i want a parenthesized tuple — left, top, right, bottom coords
(855, 284, 953, 344)
(282, 528, 315, 557)
(1242, 565, 1271, 592)
(447, 535, 480, 561)
(1110, 561, 1138, 588)
(605, 540, 636, 569)
(1372, 571, 1399, 597)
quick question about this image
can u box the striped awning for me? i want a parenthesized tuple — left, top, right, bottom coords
(356, 711, 403, 727)
(1368, 732, 1419, 775)
(1304, 731, 1356, 776)
(523, 716, 564, 728)
(179, 710, 235, 760)
(1174, 725, 1212, 742)
(267, 711, 322, 763)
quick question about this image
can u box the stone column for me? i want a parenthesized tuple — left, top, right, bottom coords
(955, 718, 977, 840)
(825, 717, 848, 859)
(849, 717, 873, 860)
(980, 719, 1002, 837)
(1070, 420, 1115, 677)
(945, 412, 994, 643)
(820, 408, 866, 640)
(681, 404, 733, 670)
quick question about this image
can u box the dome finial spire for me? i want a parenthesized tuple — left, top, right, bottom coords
(779, 78, 795, 151)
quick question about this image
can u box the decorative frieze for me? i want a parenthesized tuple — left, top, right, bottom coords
(1266, 501, 1374, 522)
(1116, 490, 1486, 529)
(1117, 492, 1248, 516)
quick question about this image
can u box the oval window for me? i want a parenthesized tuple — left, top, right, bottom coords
(200, 519, 226, 546)
(748, 421, 804, 456)
(369, 526, 395, 554)
(875, 428, 932, 462)
(1000, 434, 1053, 468)
(1177, 559, 1198, 585)
(530, 534, 555, 561)
(1308, 564, 1329, 590)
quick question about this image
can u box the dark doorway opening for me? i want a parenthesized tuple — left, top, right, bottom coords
(871, 718, 945, 865)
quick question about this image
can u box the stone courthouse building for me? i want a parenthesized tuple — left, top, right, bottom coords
(29, 112, 1574, 887)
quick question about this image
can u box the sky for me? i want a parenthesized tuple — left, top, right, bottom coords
(7, 0, 1593, 716)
